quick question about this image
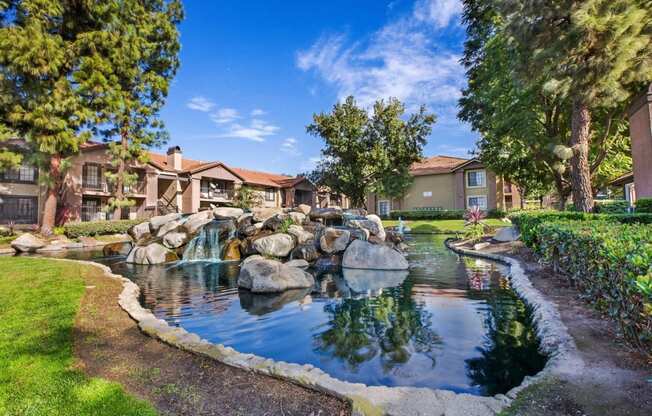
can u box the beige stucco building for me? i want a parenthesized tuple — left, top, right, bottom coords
(0, 141, 347, 225)
(367, 156, 520, 217)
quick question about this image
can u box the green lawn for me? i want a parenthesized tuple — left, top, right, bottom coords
(0, 257, 156, 416)
(382, 218, 507, 234)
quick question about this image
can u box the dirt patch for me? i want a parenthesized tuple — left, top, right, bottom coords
(73, 267, 350, 416)
(483, 241, 652, 416)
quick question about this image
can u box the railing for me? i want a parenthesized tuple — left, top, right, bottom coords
(82, 179, 146, 195)
(200, 189, 235, 200)
(81, 204, 109, 222)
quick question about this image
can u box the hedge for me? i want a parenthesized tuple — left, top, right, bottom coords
(63, 219, 144, 239)
(592, 199, 630, 214)
(513, 212, 652, 354)
(636, 197, 652, 213)
(389, 208, 507, 220)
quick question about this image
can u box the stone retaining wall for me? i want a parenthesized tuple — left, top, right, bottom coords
(49, 239, 584, 416)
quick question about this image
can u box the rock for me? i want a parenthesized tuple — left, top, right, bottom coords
(162, 231, 189, 249)
(287, 224, 314, 245)
(365, 214, 386, 241)
(252, 233, 295, 257)
(251, 207, 283, 223)
(79, 236, 102, 247)
(493, 226, 520, 242)
(290, 243, 320, 262)
(238, 224, 259, 238)
(223, 238, 241, 261)
(347, 227, 369, 242)
(146, 243, 179, 264)
(239, 288, 311, 315)
(342, 239, 408, 270)
(309, 207, 343, 221)
(129, 221, 151, 241)
(213, 207, 244, 220)
(262, 214, 289, 232)
(319, 227, 350, 254)
(346, 219, 381, 237)
(296, 204, 312, 215)
(236, 212, 254, 227)
(150, 213, 182, 231)
(473, 242, 490, 251)
(156, 218, 184, 237)
(285, 259, 310, 269)
(238, 257, 315, 293)
(63, 242, 84, 249)
(183, 216, 213, 236)
(10, 233, 46, 252)
(288, 211, 306, 225)
(103, 241, 132, 256)
(302, 221, 325, 236)
(314, 255, 341, 272)
(385, 230, 404, 244)
(344, 208, 367, 216)
(0, 225, 11, 236)
(240, 232, 272, 257)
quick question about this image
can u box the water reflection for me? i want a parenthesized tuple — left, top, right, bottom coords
(74, 234, 546, 395)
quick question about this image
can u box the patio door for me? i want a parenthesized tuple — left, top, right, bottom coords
(378, 200, 390, 217)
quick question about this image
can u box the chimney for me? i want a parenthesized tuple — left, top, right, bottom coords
(167, 146, 182, 170)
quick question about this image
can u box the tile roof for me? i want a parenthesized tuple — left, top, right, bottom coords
(146, 151, 213, 172)
(230, 167, 294, 188)
(410, 155, 470, 176)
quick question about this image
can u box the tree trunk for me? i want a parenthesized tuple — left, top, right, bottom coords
(569, 99, 594, 212)
(519, 187, 526, 209)
(40, 154, 61, 235)
(112, 132, 128, 220)
(553, 174, 569, 211)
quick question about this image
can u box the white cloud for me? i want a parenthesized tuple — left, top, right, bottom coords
(210, 108, 240, 124)
(251, 108, 267, 117)
(218, 119, 280, 142)
(413, 0, 462, 28)
(280, 137, 300, 156)
(437, 144, 471, 157)
(296, 0, 464, 111)
(187, 96, 215, 112)
(300, 156, 322, 172)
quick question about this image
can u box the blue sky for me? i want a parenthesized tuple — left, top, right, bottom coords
(159, 0, 475, 175)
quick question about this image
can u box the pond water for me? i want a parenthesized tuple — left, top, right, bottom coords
(60, 234, 546, 396)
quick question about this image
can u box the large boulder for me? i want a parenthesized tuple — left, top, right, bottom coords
(162, 231, 189, 249)
(309, 207, 343, 221)
(342, 239, 408, 270)
(183, 210, 214, 235)
(238, 257, 315, 293)
(285, 259, 309, 269)
(11, 233, 46, 253)
(296, 204, 312, 215)
(252, 233, 295, 257)
(319, 227, 350, 253)
(290, 243, 320, 262)
(156, 218, 185, 237)
(288, 211, 307, 225)
(128, 221, 151, 242)
(494, 226, 520, 242)
(252, 207, 283, 223)
(223, 238, 241, 261)
(287, 224, 314, 245)
(346, 219, 382, 238)
(103, 241, 132, 256)
(262, 214, 289, 232)
(126, 243, 178, 264)
(213, 207, 244, 220)
(150, 213, 182, 232)
(365, 214, 386, 241)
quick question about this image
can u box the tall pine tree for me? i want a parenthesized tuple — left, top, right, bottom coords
(499, 0, 652, 211)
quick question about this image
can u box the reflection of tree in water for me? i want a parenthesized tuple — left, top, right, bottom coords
(465, 290, 547, 395)
(314, 280, 442, 372)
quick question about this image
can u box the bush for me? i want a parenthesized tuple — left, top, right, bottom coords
(636, 197, 652, 213)
(593, 199, 630, 214)
(63, 219, 144, 239)
(512, 212, 652, 354)
(389, 209, 465, 220)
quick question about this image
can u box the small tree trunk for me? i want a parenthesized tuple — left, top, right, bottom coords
(112, 132, 128, 220)
(569, 99, 594, 212)
(553, 174, 568, 211)
(519, 187, 526, 209)
(40, 154, 61, 235)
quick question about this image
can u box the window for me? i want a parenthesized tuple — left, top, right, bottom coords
(378, 200, 390, 217)
(83, 164, 101, 188)
(467, 195, 488, 210)
(467, 170, 486, 188)
(265, 188, 275, 201)
(0, 163, 37, 183)
(200, 179, 209, 195)
(0, 195, 38, 224)
(422, 191, 432, 197)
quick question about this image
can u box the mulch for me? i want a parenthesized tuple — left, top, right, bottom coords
(73, 266, 351, 416)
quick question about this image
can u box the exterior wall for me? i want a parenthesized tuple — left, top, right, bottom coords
(401, 173, 457, 210)
(629, 85, 652, 199)
(249, 185, 282, 208)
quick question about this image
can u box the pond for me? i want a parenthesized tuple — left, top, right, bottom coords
(64, 234, 546, 396)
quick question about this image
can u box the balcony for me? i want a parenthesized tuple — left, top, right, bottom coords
(200, 188, 235, 201)
(82, 179, 146, 196)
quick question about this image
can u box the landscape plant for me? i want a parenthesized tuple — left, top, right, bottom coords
(63, 219, 144, 239)
(463, 207, 487, 242)
(232, 186, 263, 209)
(635, 198, 652, 213)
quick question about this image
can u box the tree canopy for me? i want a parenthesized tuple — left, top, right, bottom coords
(307, 96, 436, 208)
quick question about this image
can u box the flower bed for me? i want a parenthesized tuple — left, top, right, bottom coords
(510, 211, 652, 354)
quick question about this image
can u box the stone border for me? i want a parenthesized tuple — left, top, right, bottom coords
(46, 239, 582, 416)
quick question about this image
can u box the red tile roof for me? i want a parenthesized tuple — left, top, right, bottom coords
(230, 167, 294, 188)
(410, 155, 470, 176)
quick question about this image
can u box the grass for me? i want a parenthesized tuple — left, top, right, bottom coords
(382, 218, 507, 234)
(0, 257, 156, 416)
(0, 234, 17, 249)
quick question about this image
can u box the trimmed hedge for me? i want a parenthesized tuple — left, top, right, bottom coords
(63, 219, 144, 239)
(389, 208, 507, 220)
(636, 197, 652, 213)
(513, 212, 652, 353)
(593, 199, 630, 214)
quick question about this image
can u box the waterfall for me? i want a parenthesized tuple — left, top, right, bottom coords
(182, 219, 235, 262)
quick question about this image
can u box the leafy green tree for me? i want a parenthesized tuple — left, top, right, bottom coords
(232, 186, 263, 209)
(498, 0, 652, 212)
(0, 0, 97, 233)
(307, 96, 435, 208)
(76, 0, 182, 220)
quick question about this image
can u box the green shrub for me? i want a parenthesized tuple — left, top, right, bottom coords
(487, 208, 507, 218)
(512, 212, 652, 354)
(636, 197, 652, 213)
(63, 219, 144, 239)
(593, 199, 630, 214)
(389, 209, 465, 220)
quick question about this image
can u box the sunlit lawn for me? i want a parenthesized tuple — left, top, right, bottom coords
(382, 218, 507, 234)
(0, 257, 156, 416)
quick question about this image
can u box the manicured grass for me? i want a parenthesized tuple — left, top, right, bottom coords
(382, 218, 507, 234)
(0, 257, 156, 416)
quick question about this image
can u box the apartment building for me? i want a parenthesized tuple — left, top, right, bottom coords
(367, 156, 520, 217)
(0, 141, 347, 225)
